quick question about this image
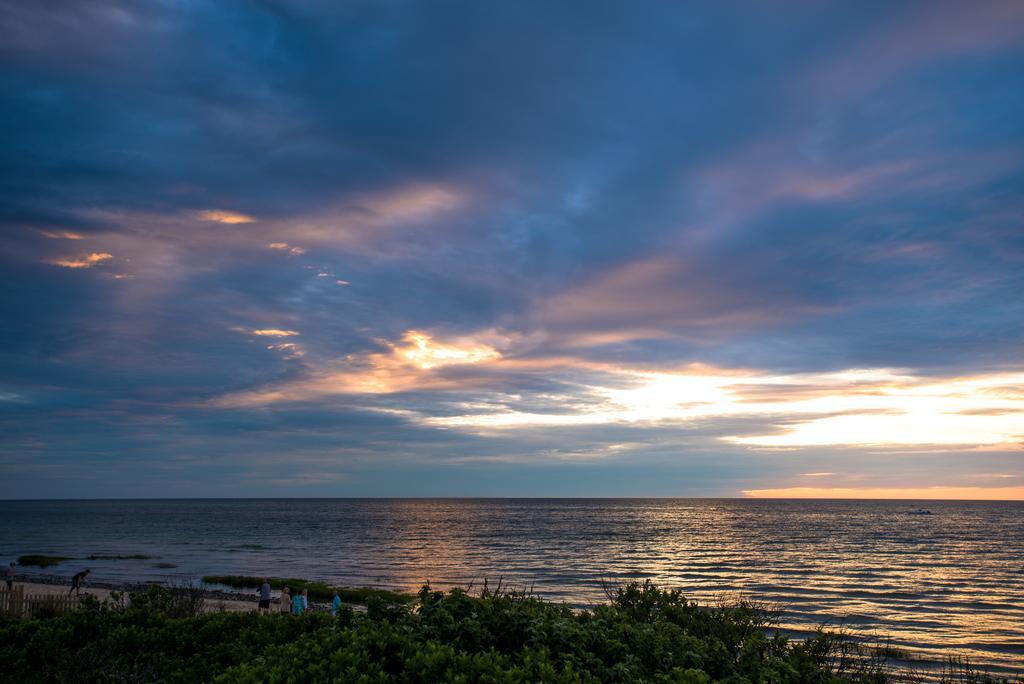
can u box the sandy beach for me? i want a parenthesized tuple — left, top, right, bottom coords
(8, 575, 301, 614)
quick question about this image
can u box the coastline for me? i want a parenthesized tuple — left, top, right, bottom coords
(3, 577, 1011, 683)
(2, 498, 1022, 678)
(4, 573, 1019, 682)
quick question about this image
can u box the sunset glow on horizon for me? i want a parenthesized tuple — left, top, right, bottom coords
(742, 486, 1024, 501)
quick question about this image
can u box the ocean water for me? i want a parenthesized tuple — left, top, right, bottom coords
(0, 498, 1021, 676)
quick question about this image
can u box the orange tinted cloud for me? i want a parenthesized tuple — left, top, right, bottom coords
(38, 229, 85, 240)
(265, 342, 304, 358)
(217, 330, 504, 406)
(268, 242, 305, 255)
(728, 373, 1024, 447)
(250, 329, 300, 337)
(197, 209, 255, 224)
(48, 252, 113, 268)
(541, 257, 823, 344)
(263, 183, 466, 255)
(420, 365, 1024, 450)
(359, 184, 461, 222)
(212, 322, 1024, 452)
(395, 330, 500, 370)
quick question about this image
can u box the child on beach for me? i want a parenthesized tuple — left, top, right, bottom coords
(301, 588, 309, 612)
(279, 586, 291, 613)
(331, 591, 341, 616)
(292, 589, 304, 615)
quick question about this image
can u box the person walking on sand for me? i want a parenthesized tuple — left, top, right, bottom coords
(68, 569, 90, 597)
(279, 586, 291, 613)
(331, 590, 341, 617)
(292, 588, 304, 615)
(5, 562, 14, 590)
(258, 578, 272, 612)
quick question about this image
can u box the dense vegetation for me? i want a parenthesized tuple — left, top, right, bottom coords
(0, 582, 901, 683)
(202, 575, 413, 605)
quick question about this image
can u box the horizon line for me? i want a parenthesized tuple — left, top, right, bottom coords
(1, 496, 1021, 502)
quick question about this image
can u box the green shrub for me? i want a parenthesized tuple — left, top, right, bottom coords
(7, 581, 977, 682)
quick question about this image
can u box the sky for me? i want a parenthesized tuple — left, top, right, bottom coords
(1, 0, 1022, 499)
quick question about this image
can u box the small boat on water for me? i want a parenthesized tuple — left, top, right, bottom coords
(907, 508, 933, 515)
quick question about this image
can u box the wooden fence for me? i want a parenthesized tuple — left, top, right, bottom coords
(0, 586, 80, 618)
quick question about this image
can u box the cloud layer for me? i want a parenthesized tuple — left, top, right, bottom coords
(1, 0, 1022, 497)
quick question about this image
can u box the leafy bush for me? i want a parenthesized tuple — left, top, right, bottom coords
(129, 583, 207, 619)
(0, 581, 902, 683)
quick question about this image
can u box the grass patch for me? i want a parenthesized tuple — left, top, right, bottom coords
(16, 555, 73, 568)
(86, 554, 154, 561)
(201, 575, 413, 604)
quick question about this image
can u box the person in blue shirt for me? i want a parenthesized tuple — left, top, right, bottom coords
(331, 590, 341, 616)
(257, 579, 272, 612)
(291, 589, 304, 615)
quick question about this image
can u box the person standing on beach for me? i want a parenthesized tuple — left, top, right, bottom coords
(68, 569, 90, 597)
(5, 562, 14, 590)
(279, 586, 291, 613)
(291, 588, 304, 615)
(331, 590, 341, 617)
(301, 588, 309, 613)
(257, 578, 272, 612)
